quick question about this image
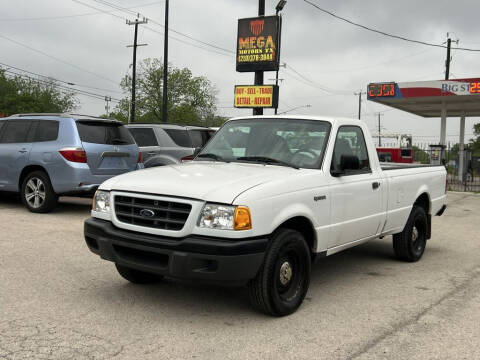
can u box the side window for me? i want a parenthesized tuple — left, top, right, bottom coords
(34, 120, 59, 142)
(0, 121, 5, 137)
(0, 120, 33, 143)
(332, 126, 371, 174)
(164, 129, 192, 147)
(128, 128, 158, 147)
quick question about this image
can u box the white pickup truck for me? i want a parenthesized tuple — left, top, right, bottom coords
(84, 115, 447, 316)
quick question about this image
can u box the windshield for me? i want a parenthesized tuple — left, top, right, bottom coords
(195, 118, 331, 169)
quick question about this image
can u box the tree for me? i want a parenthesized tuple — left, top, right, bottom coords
(413, 146, 430, 164)
(470, 123, 480, 156)
(112, 58, 224, 126)
(0, 70, 77, 117)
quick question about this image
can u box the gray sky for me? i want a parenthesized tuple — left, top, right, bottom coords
(1, 0, 479, 146)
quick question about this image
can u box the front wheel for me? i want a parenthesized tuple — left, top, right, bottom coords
(393, 205, 428, 262)
(248, 229, 311, 316)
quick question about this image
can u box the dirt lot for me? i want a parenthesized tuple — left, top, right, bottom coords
(0, 192, 479, 359)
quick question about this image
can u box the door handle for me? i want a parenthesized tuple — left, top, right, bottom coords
(18, 149, 28, 153)
(147, 152, 156, 155)
(372, 181, 380, 190)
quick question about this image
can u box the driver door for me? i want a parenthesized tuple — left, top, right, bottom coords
(328, 126, 383, 248)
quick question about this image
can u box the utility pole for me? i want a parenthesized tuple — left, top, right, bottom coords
(104, 96, 112, 117)
(253, 0, 265, 116)
(354, 91, 365, 120)
(162, 0, 169, 123)
(127, 16, 148, 124)
(377, 112, 383, 147)
(445, 37, 451, 80)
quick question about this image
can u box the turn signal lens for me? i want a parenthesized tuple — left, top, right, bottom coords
(234, 206, 252, 231)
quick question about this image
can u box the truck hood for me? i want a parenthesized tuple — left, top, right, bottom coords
(100, 161, 300, 203)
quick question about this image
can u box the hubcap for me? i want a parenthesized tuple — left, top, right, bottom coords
(412, 227, 419, 242)
(25, 177, 46, 209)
(279, 261, 293, 286)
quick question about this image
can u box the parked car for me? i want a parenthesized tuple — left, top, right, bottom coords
(0, 113, 141, 213)
(126, 123, 215, 167)
(84, 115, 447, 316)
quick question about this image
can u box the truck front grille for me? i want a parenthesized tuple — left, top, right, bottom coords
(114, 195, 192, 231)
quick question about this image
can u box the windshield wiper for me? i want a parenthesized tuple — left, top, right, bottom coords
(196, 153, 225, 161)
(236, 156, 299, 169)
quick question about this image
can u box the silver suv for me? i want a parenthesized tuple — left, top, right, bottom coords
(0, 114, 141, 213)
(126, 123, 215, 167)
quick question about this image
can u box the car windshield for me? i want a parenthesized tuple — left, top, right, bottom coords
(195, 118, 331, 169)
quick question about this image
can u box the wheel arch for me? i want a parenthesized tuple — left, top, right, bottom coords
(275, 216, 317, 259)
(18, 165, 51, 192)
(143, 154, 179, 168)
(413, 191, 431, 239)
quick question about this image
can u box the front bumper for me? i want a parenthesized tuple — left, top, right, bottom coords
(84, 217, 267, 284)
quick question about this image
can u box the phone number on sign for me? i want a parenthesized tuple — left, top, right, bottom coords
(237, 53, 274, 62)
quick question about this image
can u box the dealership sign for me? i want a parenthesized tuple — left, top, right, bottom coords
(234, 85, 279, 108)
(236, 16, 280, 72)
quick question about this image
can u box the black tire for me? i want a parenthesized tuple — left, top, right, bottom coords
(248, 229, 311, 316)
(21, 171, 57, 213)
(393, 205, 428, 262)
(115, 263, 163, 284)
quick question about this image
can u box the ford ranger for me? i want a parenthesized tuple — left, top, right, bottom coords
(84, 116, 447, 316)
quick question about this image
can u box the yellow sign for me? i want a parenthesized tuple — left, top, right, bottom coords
(234, 85, 279, 108)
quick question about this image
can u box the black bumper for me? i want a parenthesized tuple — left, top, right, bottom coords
(84, 217, 267, 284)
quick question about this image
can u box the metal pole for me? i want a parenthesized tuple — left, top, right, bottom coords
(378, 113, 382, 147)
(162, 0, 169, 123)
(274, 13, 282, 115)
(440, 104, 447, 146)
(358, 92, 362, 120)
(130, 21, 139, 123)
(459, 115, 465, 182)
(253, 0, 265, 116)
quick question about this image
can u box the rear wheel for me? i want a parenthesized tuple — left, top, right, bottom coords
(248, 229, 311, 316)
(21, 171, 57, 213)
(115, 263, 164, 284)
(393, 205, 428, 262)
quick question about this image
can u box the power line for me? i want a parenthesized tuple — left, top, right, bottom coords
(90, 0, 235, 55)
(285, 64, 352, 95)
(73, 0, 233, 58)
(2, 68, 121, 102)
(0, 33, 118, 84)
(303, 0, 480, 52)
(0, 1, 162, 21)
(0, 61, 122, 94)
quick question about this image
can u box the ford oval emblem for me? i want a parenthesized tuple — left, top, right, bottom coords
(139, 209, 155, 218)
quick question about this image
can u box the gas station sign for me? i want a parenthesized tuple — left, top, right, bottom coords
(236, 16, 280, 72)
(234, 85, 279, 108)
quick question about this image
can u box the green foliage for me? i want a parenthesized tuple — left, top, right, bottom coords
(0, 70, 77, 116)
(470, 123, 480, 156)
(413, 146, 430, 164)
(110, 58, 223, 127)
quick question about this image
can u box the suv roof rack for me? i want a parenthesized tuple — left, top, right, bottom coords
(127, 122, 211, 128)
(9, 113, 119, 121)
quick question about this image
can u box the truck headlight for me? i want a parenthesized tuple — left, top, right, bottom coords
(92, 190, 110, 213)
(198, 204, 252, 231)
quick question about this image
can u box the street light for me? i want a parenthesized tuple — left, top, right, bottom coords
(276, 0, 287, 14)
(277, 104, 311, 115)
